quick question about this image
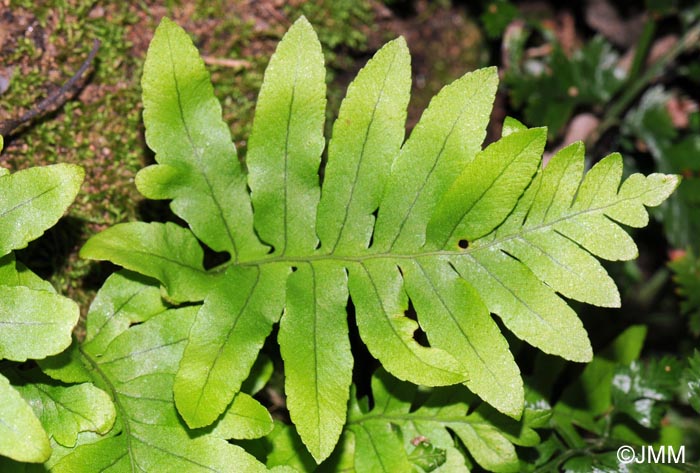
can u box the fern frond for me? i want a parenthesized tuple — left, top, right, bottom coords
(81, 16, 680, 462)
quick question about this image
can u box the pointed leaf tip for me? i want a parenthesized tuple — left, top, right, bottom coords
(292, 15, 313, 28)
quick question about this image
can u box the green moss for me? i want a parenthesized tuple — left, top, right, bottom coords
(3, 0, 144, 306)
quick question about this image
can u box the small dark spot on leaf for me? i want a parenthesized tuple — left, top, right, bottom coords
(458, 239, 469, 249)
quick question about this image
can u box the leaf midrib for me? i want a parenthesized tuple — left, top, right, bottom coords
(0, 185, 60, 221)
(226, 184, 656, 268)
(79, 344, 137, 472)
(280, 38, 302, 257)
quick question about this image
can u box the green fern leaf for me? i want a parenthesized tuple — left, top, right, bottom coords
(10, 371, 115, 449)
(0, 159, 84, 464)
(0, 285, 78, 362)
(80, 221, 217, 303)
(81, 16, 679, 463)
(51, 271, 286, 472)
(174, 264, 288, 428)
(0, 373, 52, 463)
(347, 368, 544, 472)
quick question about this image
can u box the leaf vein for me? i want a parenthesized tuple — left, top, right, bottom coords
(439, 133, 541, 248)
(330, 47, 400, 253)
(416, 261, 503, 388)
(387, 87, 480, 251)
(165, 28, 239, 260)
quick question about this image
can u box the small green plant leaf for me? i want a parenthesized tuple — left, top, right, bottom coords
(558, 325, 647, 419)
(137, 17, 267, 261)
(553, 325, 648, 438)
(0, 164, 83, 257)
(82, 17, 680, 463)
(0, 285, 79, 361)
(0, 373, 51, 463)
(683, 350, 700, 414)
(611, 357, 679, 428)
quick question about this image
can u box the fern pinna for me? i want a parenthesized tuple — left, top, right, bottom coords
(81, 17, 678, 462)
